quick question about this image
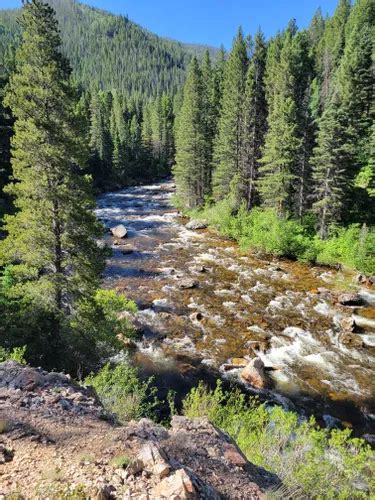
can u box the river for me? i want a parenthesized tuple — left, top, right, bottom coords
(96, 180, 375, 436)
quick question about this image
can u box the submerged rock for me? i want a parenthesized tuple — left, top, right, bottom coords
(121, 246, 134, 255)
(337, 293, 363, 307)
(110, 224, 128, 239)
(186, 220, 208, 230)
(241, 358, 270, 389)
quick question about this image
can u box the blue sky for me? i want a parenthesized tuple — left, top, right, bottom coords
(2, 0, 338, 48)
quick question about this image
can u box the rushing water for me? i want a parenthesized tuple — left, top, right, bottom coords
(96, 181, 375, 435)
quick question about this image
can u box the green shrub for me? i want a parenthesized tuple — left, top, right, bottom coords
(183, 382, 375, 498)
(109, 454, 130, 468)
(316, 224, 375, 275)
(85, 361, 158, 423)
(185, 201, 374, 274)
(68, 289, 138, 372)
(0, 345, 27, 364)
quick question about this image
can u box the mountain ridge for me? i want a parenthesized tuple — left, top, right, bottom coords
(0, 0, 219, 97)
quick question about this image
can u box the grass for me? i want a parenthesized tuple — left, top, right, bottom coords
(109, 454, 130, 468)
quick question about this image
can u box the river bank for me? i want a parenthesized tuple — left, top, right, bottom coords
(96, 181, 375, 436)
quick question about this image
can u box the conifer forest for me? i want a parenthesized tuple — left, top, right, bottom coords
(0, 1, 374, 497)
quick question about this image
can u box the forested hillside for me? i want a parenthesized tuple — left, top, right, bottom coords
(0, 0, 218, 97)
(174, 0, 374, 273)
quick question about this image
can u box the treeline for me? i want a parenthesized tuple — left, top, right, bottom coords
(84, 90, 175, 191)
(0, 0, 218, 97)
(174, 0, 374, 242)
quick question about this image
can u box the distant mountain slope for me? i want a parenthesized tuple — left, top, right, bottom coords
(0, 0, 219, 97)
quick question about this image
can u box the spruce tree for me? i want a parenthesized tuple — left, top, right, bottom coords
(318, 0, 351, 107)
(88, 91, 113, 188)
(0, 50, 14, 200)
(212, 29, 248, 203)
(201, 50, 216, 197)
(313, 0, 374, 229)
(0, 0, 105, 324)
(258, 30, 302, 215)
(241, 29, 267, 209)
(311, 92, 350, 238)
(293, 32, 314, 219)
(173, 57, 206, 208)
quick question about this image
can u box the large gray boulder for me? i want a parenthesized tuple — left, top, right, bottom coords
(110, 224, 128, 239)
(186, 220, 208, 230)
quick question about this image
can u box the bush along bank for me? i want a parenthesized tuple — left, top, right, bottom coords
(180, 199, 375, 276)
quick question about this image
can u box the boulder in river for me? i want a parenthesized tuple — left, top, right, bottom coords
(356, 274, 375, 286)
(110, 224, 128, 239)
(186, 220, 208, 230)
(178, 279, 198, 290)
(337, 293, 363, 306)
(240, 357, 269, 389)
(340, 316, 357, 332)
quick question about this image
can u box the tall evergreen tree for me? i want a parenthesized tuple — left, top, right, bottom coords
(0, 0, 105, 326)
(313, 0, 374, 232)
(318, 0, 351, 107)
(311, 92, 350, 238)
(200, 50, 216, 196)
(212, 29, 248, 203)
(173, 57, 206, 208)
(0, 50, 14, 202)
(240, 30, 267, 209)
(258, 30, 302, 215)
(293, 32, 315, 219)
(88, 91, 113, 188)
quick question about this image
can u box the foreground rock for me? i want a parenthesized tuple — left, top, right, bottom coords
(0, 362, 268, 498)
(110, 224, 128, 239)
(241, 358, 270, 389)
(186, 219, 208, 230)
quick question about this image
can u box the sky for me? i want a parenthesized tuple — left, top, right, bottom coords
(1, 0, 338, 48)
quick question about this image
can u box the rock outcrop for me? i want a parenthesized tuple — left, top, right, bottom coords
(0, 362, 268, 499)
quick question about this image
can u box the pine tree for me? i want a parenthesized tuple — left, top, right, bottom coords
(313, 0, 374, 229)
(0, 49, 14, 200)
(200, 50, 216, 197)
(88, 91, 113, 188)
(293, 32, 315, 219)
(312, 92, 351, 238)
(0, 0, 105, 324)
(240, 29, 267, 209)
(173, 57, 206, 208)
(140, 103, 155, 178)
(159, 94, 175, 175)
(318, 0, 351, 107)
(258, 30, 302, 215)
(212, 46, 226, 129)
(212, 29, 248, 203)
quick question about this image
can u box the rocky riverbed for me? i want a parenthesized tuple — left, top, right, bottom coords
(96, 181, 375, 436)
